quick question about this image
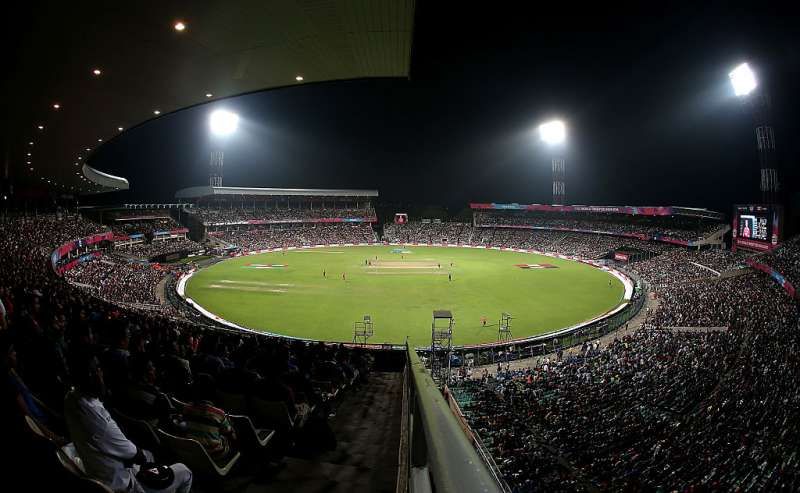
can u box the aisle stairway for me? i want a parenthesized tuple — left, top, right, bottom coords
(251, 372, 403, 493)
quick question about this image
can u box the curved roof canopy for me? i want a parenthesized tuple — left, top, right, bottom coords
(6, 0, 415, 194)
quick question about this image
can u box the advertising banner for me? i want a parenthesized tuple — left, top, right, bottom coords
(747, 259, 796, 299)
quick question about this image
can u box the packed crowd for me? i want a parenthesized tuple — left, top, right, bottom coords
(759, 235, 800, 286)
(116, 238, 202, 259)
(211, 224, 377, 251)
(1, 213, 373, 491)
(384, 221, 668, 259)
(474, 211, 723, 242)
(187, 206, 376, 225)
(112, 216, 183, 235)
(454, 266, 800, 491)
(626, 249, 717, 286)
(64, 256, 169, 305)
(382, 222, 472, 244)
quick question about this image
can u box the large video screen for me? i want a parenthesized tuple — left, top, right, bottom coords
(733, 204, 783, 251)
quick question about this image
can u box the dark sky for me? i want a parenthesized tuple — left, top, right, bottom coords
(91, 2, 800, 220)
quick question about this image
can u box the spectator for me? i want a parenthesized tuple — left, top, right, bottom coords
(64, 353, 192, 493)
(178, 373, 237, 462)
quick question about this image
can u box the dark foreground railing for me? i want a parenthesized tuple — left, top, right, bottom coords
(397, 346, 505, 493)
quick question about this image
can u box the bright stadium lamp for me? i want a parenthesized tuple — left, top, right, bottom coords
(209, 109, 239, 136)
(538, 119, 567, 205)
(538, 119, 566, 145)
(729, 62, 757, 97)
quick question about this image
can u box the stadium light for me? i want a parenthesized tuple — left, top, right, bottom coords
(538, 120, 566, 145)
(729, 62, 757, 97)
(209, 109, 239, 136)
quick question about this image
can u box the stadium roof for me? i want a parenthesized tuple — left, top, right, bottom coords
(175, 186, 379, 199)
(5, 1, 415, 195)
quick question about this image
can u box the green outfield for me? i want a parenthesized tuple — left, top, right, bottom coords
(185, 246, 625, 347)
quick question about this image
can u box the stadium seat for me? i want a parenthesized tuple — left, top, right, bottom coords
(56, 443, 114, 493)
(156, 429, 241, 478)
(108, 408, 161, 453)
(24, 415, 50, 442)
(216, 389, 249, 415)
(170, 396, 189, 411)
(228, 414, 276, 450)
(250, 396, 297, 428)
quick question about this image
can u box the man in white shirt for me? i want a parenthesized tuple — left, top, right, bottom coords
(64, 354, 192, 492)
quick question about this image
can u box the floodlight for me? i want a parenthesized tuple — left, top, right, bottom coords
(209, 109, 239, 136)
(539, 120, 566, 145)
(729, 63, 757, 97)
(174, 21, 186, 32)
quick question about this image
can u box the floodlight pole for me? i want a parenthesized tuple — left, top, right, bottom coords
(552, 158, 565, 205)
(746, 93, 779, 204)
(209, 150, 224, 187)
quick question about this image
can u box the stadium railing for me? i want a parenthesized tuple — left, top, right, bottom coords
(397, 345, 506, 493)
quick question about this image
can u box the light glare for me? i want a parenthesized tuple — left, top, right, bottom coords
(539, 120, 566, 145)
(729, 63, 757, 96)
(174, 21, 186, 31)
(209, 109, 239, 136)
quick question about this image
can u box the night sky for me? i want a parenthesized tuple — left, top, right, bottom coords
(89, 2, 799, 222)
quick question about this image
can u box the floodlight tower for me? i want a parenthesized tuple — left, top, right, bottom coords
(208, 110, 239, 187)
(729, 63, 779, 204)
(539, 120, 567, 205)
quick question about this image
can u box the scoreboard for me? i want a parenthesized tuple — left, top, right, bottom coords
(732, 204, 783, 252)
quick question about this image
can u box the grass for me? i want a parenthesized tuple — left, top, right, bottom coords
(185, 246, 625, 347)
